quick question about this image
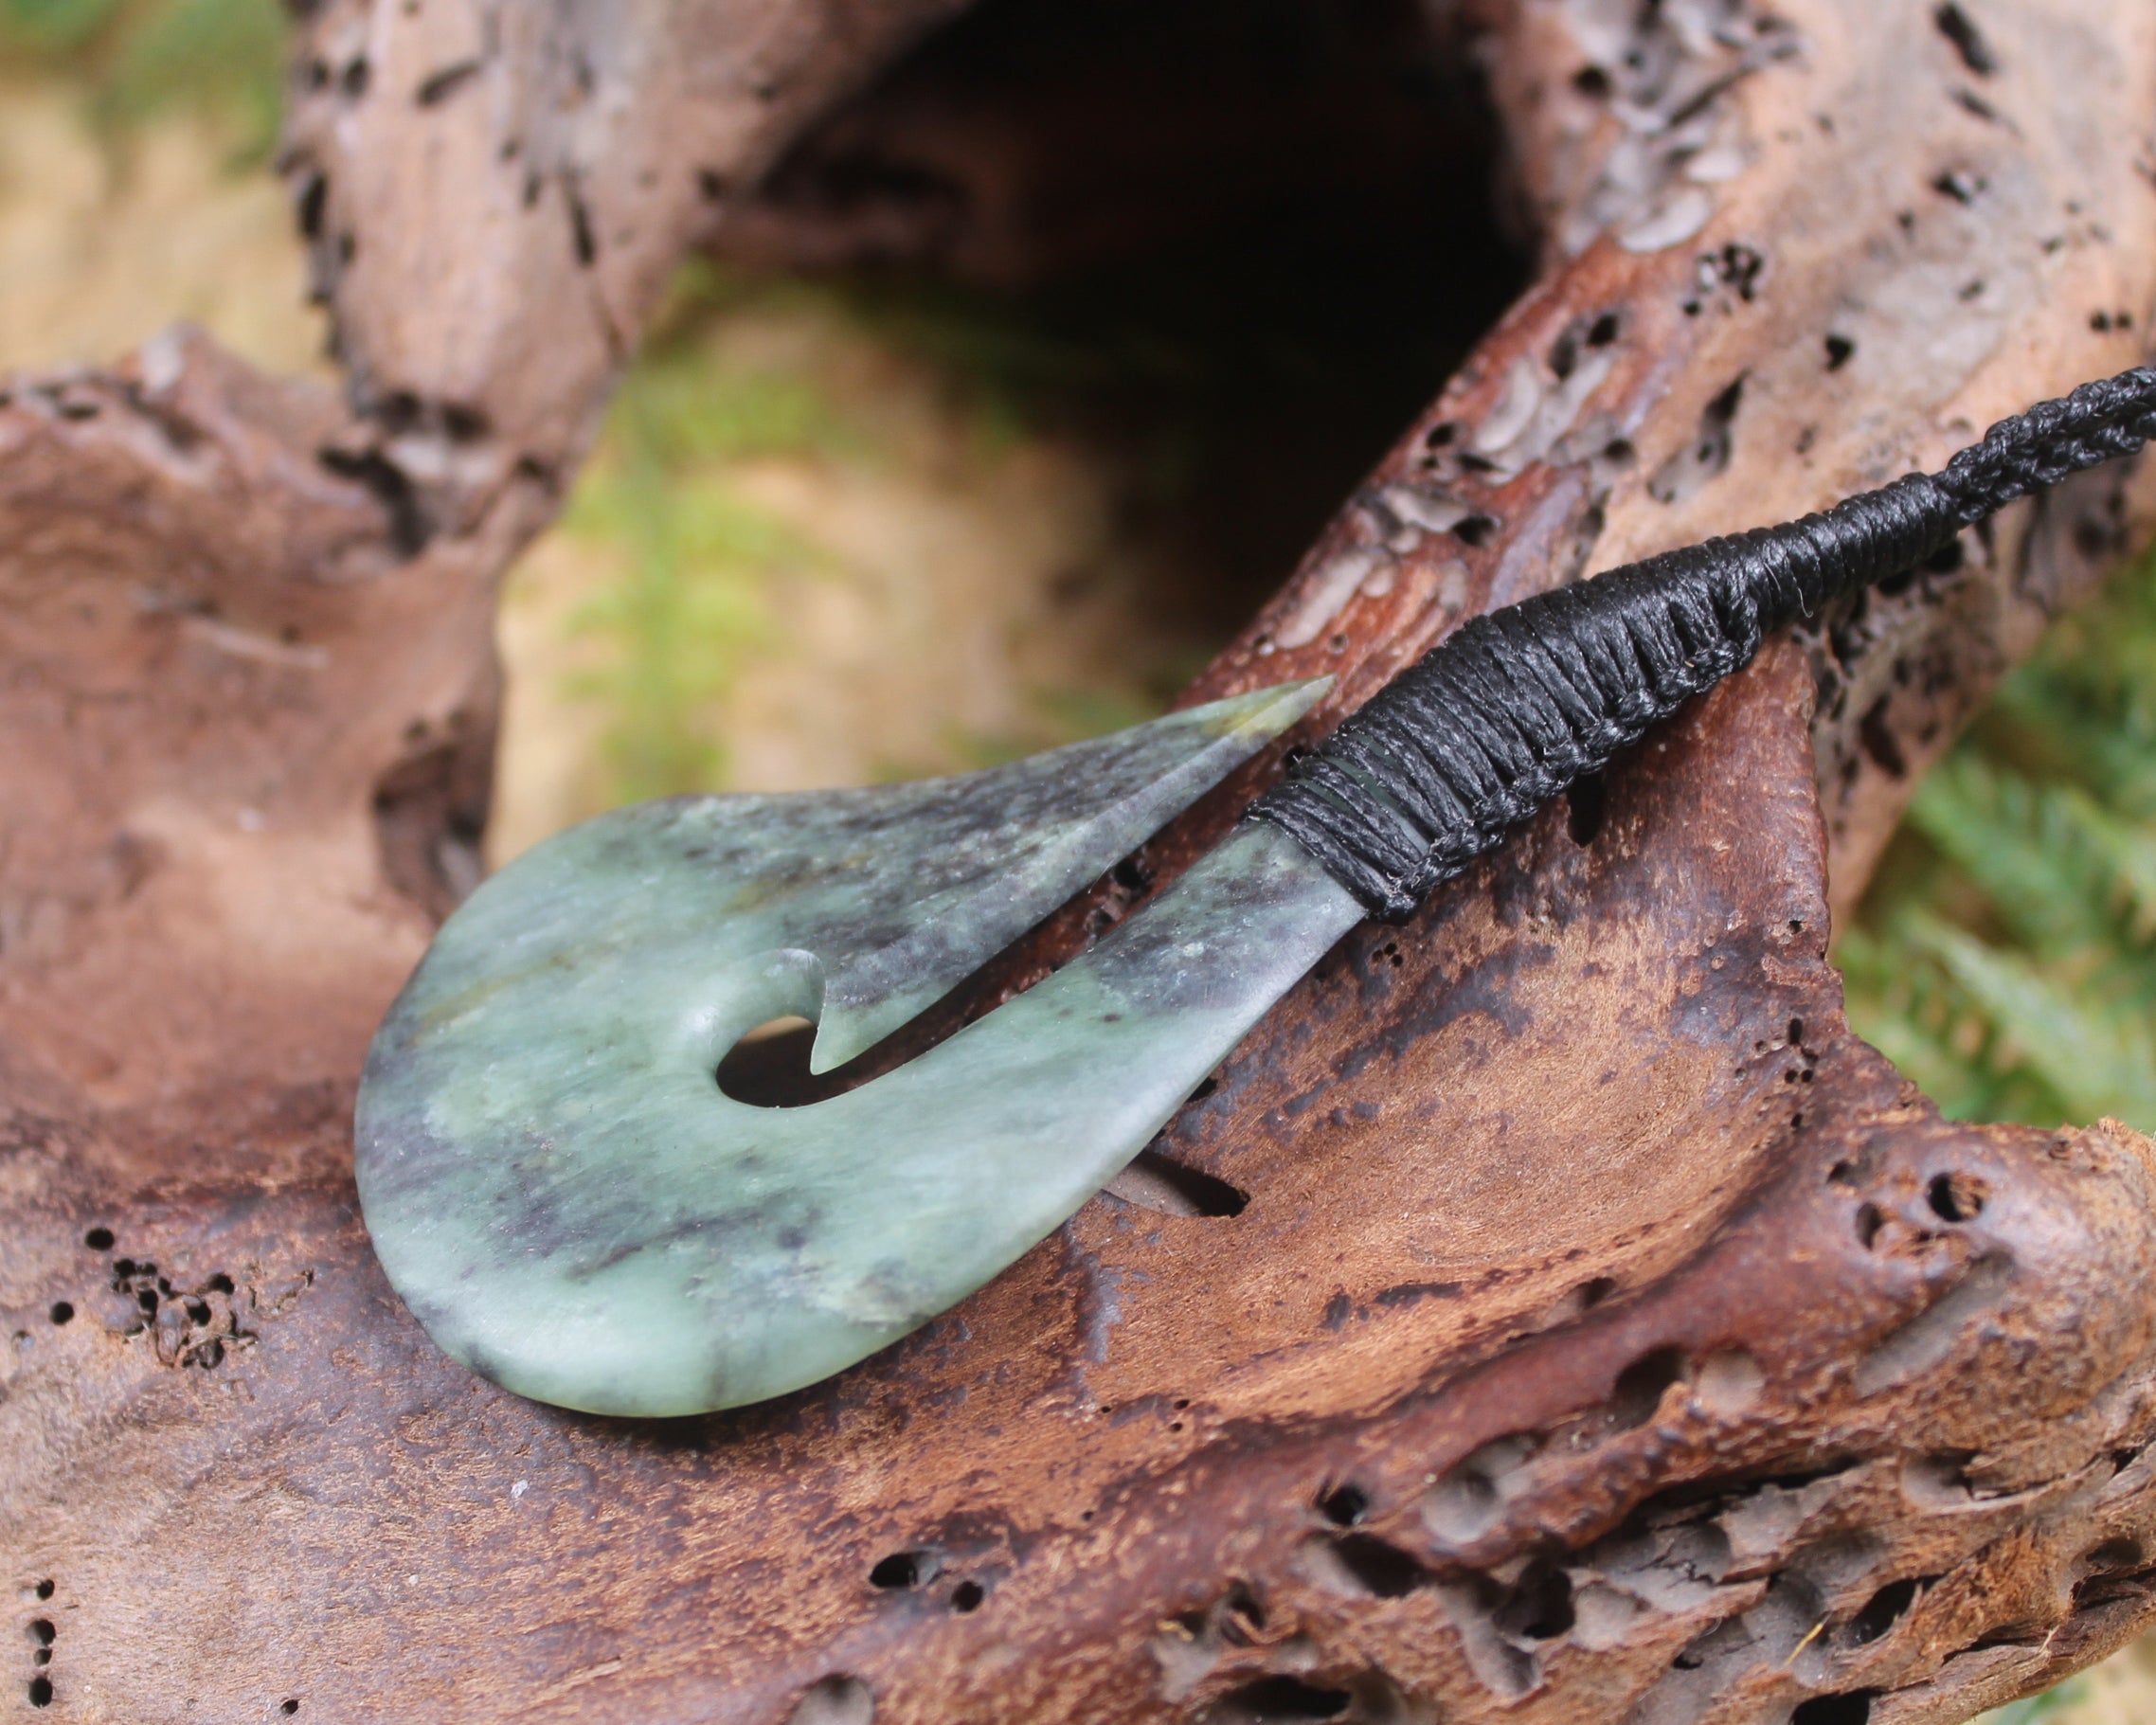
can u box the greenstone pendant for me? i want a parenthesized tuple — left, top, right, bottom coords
(354, 679, 1361, 1416)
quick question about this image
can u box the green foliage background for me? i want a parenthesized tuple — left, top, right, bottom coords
(547, 257, 1226, 801)
(1840, 558, 2156, 1134)
(0, 0, 286, 161)
(555, 267, 852, 803)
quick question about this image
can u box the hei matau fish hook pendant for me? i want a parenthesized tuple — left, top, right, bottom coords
(355, 681, 1360, 1417)
(357, 363, 2156, 1419)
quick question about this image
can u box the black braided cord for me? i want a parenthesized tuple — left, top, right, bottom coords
(1247, 365, 2156, 921)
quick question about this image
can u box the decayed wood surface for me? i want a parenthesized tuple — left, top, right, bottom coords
(6, 2, 2156, 1721)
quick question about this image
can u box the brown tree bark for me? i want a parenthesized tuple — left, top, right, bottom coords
(6, 3, 2156, 1723)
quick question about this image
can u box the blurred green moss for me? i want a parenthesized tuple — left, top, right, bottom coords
(560, 279, 852, 804)
(0, 0, 124, 53)
(557, 261, 1180, 804)
(1, 0, 287, 165)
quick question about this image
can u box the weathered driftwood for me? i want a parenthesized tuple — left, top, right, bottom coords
(7, 2, 2156, 1722)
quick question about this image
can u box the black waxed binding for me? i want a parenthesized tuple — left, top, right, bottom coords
(1247, 365, 2156, 920)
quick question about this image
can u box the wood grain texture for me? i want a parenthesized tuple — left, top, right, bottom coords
(7, 2, 2156, 1721)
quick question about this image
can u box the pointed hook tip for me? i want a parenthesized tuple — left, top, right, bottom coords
(800, 676, 1332, 1074)
(1231, 674, 1332, 728)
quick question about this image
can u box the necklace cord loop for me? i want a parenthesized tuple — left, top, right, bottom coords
(1247, 364, 2156, 920)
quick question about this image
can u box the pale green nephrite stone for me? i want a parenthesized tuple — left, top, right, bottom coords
(354, 680, 1363, 1417)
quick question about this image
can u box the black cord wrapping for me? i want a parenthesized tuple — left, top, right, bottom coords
(1247, 364, 2156, 921)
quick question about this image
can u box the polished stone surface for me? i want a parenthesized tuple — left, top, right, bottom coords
(356, 683, 1362, 1416)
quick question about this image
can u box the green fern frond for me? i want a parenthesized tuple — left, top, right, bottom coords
(1908, 756, 2156, 957)
(1890, 908, 2156, 1124)
(1906, 756, 2110, 953)
(2060, 782, 2156, 946)
(1839, 926, 2074, 1125)
(1845, 551, 2156, 1137)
